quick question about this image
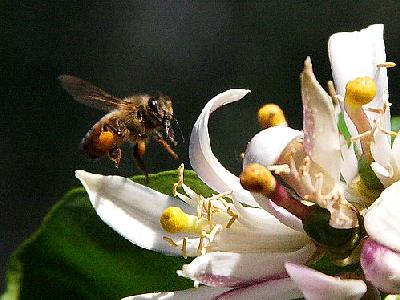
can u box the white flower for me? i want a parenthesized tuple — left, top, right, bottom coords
(76, 24, 400, 299)
(242, 24, 400, 298)
(76, 90, 314, 299)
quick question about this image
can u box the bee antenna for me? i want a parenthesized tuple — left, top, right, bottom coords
(174, 118, 185, 144)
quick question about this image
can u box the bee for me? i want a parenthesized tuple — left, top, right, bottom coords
(58, 75, 178, 178)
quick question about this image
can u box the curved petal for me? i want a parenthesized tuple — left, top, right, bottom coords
(189, 89, 259, 207)
(361, 238, 400, 294)
(213, 277, 302, 300)
(75, 170, 193, 255)
(251, 192, 305, 232)
(285, 263, 367, 300)
(301, 57, 341, 182)
(181, 243, 315, 287)
(122, 286, 230, 300)
(242, 127, 303, 169)
(328, 24, 390, 130)
(364, 180, 400, 252)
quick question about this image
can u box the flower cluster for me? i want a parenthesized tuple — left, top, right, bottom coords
(76, 24, 400, 299)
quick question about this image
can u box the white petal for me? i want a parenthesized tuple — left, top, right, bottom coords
(251, 192, 305, 232)
(242, 127, 303, 168)
(189, 89, 259, 207)
(209, 223, 309, 253)
(286, 263, 367, 300)
(340, 136, 358, 184)
(301, 57, 341, 182)
(328, 24, 390, 129)
(122, 286, 230, 300)
(371, 127, 392, 171)
(75, 170, 193, 255)
(233, 197, 298, 231)
(361, 238, 400, 294)
(364, 180, 400, 252)
(181, 243, 315, 287)
(212, 277, 302, 300)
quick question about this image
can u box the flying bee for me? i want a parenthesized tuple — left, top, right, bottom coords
(58, 75, 178, 178)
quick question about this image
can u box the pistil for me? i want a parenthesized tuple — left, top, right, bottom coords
(344, 76, 377, 160)
(240, 163, 311, 221)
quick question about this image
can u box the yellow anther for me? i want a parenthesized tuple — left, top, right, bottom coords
(344, 77, 377, 107)
(160, 207, 210, 234)
(377, 62, 396, 68)
(257, 104, 287, 129)
(240, 163, 276, 196)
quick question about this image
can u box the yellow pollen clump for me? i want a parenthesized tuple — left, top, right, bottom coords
(160, 207, 209, 234)
(99, 130, 115, 149)
(257, 104, 286, 129)
(160, 207, 190, 233)
(345, 77, 377, 107)
(240, 163, 276, 196)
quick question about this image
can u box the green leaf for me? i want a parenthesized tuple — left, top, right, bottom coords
(337, 112, 352, 147)
(358, 156, 384, 191)
(391, 116, 400, 132)
(2, 170, 213, 300)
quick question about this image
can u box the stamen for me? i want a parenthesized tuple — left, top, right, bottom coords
(226, 207, 238, 228)
(197, 231, 207, 256)
(160, 206, 210, 234)
(379, 127, 398, 137)
(209, 224, 223, 243)
(351, 130, 372, 142)
(327, 80, 339, 105)
(257, 103, 287, 129)
(197, 195, 204, 218)
(366, 107, 384, 114)
(182, 237, 187, 258)
(377, 62, 396, 68)
(344, 77, 377, 160)
(267, 164, 291, 174)
(207, 200, 212, 222)
(163, 236, 178, 247)
(240, 163, 312, 221)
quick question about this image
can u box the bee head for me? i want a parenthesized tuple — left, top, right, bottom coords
(146, 94, 176, 144)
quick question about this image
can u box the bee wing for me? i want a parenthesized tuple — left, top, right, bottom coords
(58, 75, 127, 111)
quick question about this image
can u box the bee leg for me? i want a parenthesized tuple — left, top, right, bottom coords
(153, 131, 178, 159)
(109, 147, 122, 167)
(133, 141, 149, 181)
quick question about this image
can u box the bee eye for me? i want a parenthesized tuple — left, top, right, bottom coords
(148, 97, 158, 111)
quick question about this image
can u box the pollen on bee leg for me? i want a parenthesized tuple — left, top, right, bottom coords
(99, 130, 115, 149)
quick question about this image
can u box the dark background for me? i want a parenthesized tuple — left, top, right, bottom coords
(2, 1, 400, 291)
